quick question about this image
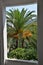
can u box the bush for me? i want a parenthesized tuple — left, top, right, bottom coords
(8, 48, 38, 60)
(8, 48, 25, 59)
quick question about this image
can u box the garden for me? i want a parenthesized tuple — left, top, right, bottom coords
(7, 8, 38, 60)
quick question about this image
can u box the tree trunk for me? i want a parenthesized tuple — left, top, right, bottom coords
(15, 39, 18, 48)
(22, 39, 24, 48)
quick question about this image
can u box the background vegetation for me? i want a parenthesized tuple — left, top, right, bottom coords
(7, 8, 38, 60)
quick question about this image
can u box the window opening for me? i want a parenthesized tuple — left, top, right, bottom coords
(6, 3, 38, 61)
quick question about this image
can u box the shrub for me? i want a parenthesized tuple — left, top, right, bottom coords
(8, 48, 38, 60)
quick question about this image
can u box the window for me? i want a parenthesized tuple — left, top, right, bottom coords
(1, 0, 43, 65)
(6, 3, 38, 61)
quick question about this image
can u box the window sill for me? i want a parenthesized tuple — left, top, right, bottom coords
(5, 58, 38, 65)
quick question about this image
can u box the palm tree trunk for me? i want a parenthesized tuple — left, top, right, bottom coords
(15, 39, 18, 48)
(22, 39, 24, 48)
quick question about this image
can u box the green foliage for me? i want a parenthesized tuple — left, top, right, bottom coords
(8, 48, 38, 60)
(28, 22, 37, 50)
(7, 8, 37, 60)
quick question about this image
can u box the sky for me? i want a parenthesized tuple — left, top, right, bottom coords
(6, 3, 37, 15)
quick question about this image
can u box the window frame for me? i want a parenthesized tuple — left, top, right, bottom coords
(0, 0, 43, 62)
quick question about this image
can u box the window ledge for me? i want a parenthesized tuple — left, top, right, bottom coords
(5, 58, 38, 65)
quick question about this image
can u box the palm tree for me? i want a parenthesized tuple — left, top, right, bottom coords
(6, 8, 36, 49)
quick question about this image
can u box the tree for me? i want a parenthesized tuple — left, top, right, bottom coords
(6, 8, 36, 49)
